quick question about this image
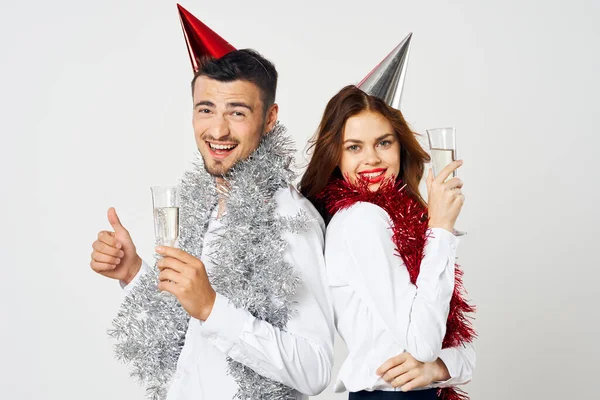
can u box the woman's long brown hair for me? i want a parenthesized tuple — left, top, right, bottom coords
(299, 85, 431, 221)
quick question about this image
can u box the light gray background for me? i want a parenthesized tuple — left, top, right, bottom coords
(2, 0, 599, 399)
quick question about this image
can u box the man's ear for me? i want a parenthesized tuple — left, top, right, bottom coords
(264, 103, 279, 134)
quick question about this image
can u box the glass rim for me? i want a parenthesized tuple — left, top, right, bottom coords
(426, 127, 457, 157)
(426, 127, 455, 133)
(150, 185, 179, 191)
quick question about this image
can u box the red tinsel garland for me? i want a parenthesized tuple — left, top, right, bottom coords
(317, 178, 476, 400)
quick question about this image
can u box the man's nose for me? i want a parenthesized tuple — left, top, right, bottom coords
(209, 115, 230, 140)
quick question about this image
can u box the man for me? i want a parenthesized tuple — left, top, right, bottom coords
(90, 8, 334, 400)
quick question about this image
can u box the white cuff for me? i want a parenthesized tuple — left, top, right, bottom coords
(433, 349, 470, 387)
(120, 260, 151, 293)
(198, 293, 248, 350)
(425, 228, 459, 274)
(429, 227, 459, 252)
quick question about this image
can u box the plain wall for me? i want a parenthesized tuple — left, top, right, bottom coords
(2, 0, 599, 399)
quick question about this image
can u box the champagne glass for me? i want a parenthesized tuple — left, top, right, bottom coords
(426, 127, 466, 236)
(150, 186, 179, 298)
(151, 186, 180, 247)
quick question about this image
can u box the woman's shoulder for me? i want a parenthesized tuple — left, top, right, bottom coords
(327, 201, 392, 239)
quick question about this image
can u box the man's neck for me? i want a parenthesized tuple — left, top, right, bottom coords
(216, 177, 227, 218)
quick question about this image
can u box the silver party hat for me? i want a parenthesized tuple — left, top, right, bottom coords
(357, 33, 412, 110)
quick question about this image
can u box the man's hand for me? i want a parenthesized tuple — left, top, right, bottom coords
(156, 246, 216, 321)
(90, 208, 142, 285)
(377, 352, 450, 391)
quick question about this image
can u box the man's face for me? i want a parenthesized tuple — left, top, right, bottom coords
(192, 77, 277, 177)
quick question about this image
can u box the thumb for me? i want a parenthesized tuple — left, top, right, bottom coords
(107, 207, 127, 232)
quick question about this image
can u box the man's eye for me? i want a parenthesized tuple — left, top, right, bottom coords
(198, 108, 211, 114)
(232, 111, 245, 117)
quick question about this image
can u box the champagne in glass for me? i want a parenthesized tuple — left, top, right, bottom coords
(153, 207, 179, 247)
(426, 128, 457, 178)
(151, 186, 179, 298)
(150, 186, 180, 247)
(429, 148, 456, 178)
(426, 128, 465, 236)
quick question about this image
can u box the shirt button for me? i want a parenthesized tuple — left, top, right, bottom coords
(450, 243, 456, 250)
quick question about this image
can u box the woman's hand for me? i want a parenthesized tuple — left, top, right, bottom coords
(426, 160, 465, 232)
(377, 352, 450, 391)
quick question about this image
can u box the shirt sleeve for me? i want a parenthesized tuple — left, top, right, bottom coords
(325, 202, 457, 362)
(196, 216, 335, 396)
(432, 342, 476, 387)
(120, 259, 152, 293)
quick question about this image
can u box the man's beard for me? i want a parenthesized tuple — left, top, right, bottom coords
(203, 159, 233, 178)
(200, 120, 267, 178)
(200, 133, 239, 178)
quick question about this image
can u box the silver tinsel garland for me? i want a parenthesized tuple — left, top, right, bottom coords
(109, 123, 311, 400)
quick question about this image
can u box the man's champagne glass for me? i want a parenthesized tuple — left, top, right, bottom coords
(150, 186, 179, 298)
(151, 186, 180, 247)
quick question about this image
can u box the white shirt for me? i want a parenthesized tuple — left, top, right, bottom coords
(324, 202, 475, 393)
(125, 186, 335, 399)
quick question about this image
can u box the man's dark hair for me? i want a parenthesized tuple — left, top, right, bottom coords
(191, 49, 278, 114)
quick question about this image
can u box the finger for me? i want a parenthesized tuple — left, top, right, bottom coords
(382, 362, 412, 383)
(92, 251, 121, 265)
(401, 375, 428, 392)
(435, 160, 463, 183)
(158, 280, 179, 296)
(107, 207, 127, 233)
(426, 168, 433, 192)
(392, 368, 419, 389)
(442, 177, 463, 190)
(156, 246, 198, 264)
(157, 256, 188, 273)
(90, 261, 117, 272)
(377, 353, 409, 376)
(454, 193, 465, 204)
(97, 231, 122, 249)
(448, 188, 462, 200)
(159, 268, 181, 284)
(93, 240, 124, 258)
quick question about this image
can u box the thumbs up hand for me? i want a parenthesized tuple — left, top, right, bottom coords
(90, 207, 142, 285)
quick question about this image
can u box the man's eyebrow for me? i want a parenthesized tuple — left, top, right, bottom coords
(227, 102, 253, 111)
(194, 100, 215, 108)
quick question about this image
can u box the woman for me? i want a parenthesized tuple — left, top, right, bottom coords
(299, 85, 476, 400)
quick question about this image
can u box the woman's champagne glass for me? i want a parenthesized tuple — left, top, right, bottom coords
(426, 127, 466, 236)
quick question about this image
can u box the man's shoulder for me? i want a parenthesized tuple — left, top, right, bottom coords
(274, 185, 325, 231)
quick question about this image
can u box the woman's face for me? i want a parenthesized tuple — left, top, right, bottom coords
(339, 111, 401, 191)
